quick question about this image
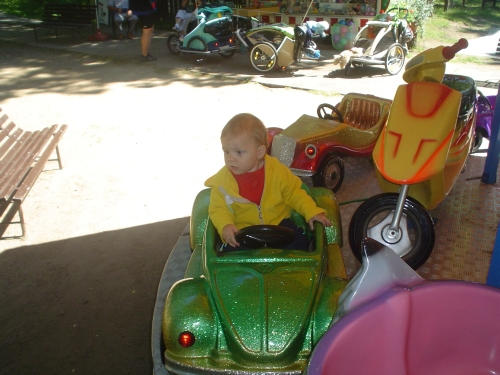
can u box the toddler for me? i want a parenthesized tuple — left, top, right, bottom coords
(205, 113, 331, 249)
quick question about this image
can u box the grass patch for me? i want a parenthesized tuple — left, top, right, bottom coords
(432, 0, 500, 36)
(409, 0, 499, 53)
(423, 17, 456, 43)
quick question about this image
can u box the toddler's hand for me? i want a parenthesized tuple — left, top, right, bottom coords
(308, 213, 332, 230)
(222, 224, 240, 247)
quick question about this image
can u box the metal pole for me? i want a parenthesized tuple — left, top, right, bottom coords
(390, 184, 409, 230)
(487, 222, 500, 287)
(300, 0, 314, 24)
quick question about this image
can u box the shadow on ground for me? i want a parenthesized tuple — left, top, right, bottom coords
(0, 40, 247, 101)
(0, 217, 188, 375)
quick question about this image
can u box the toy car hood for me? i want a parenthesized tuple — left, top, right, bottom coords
(277, 114, 346, 142)
(208, 251, 320, 360)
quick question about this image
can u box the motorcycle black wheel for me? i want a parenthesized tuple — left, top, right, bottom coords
(313, 154, 344, 192)
(348, 193, 435, 270)
(167, 34, 181, 55)
(220, 49, 235, 58)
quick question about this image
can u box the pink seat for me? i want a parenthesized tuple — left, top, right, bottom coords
(308, 281, 500, 375)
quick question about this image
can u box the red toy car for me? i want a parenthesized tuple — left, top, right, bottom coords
(269, 93, 392, 192)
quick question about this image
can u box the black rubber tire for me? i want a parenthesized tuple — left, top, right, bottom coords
(348, 193, 435, 270)
(220, 49, 235, 58)
(313, 155, 345, 192)
(187, 36, 207, 51)
(250, 42, 277, 72)
(317, 103, 344, 122)
(478, 90, 492, 110)
(471, 130, 484, 154)
(167, 34, 181, 55)
(385, 43, 405, 75)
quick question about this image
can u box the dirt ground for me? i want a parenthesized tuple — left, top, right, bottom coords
(0, 34, 498, 374)
(0, 41, 350, 375)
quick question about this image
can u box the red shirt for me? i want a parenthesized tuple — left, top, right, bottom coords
(233, 166, 265, 205)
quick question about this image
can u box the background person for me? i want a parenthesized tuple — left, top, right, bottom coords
(173, 0, 198, 41)
(108, 0, 138, 39)
(130, 0, 159, 61)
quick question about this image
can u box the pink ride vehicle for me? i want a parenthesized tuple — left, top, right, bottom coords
(307, 238, 500, 375)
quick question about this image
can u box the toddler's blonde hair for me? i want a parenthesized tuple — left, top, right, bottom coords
(221, 113, 268, 147)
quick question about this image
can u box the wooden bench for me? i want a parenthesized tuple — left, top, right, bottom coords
(33, 4, 96, 41)
(0, 108, 67, 238)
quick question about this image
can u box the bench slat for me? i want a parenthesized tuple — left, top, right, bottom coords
(0, 131, 33, 179)
(0, 128, 23, 160)
(0, 131, 41, 199)
(15, 125, 68, 201)
(0, 113, 9, 127)
(0, 107, 66, 238)
(0, 121, 17, 143)
(0, 126, 57, 200)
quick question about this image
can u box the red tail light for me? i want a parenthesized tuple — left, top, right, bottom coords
(179, 331, 195, 347)
(215, 42, 219, 47)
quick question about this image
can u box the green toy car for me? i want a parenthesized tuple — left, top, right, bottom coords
(152, 186, 347, 375)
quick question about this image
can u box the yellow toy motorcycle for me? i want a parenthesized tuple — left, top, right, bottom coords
(348, 39, 477, 269)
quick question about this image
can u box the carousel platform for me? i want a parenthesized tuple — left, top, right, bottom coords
(335, 151, 499, 283)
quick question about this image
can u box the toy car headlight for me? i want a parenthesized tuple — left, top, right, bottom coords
(305, 144, 317, 158)
(179, 331, 196, 347)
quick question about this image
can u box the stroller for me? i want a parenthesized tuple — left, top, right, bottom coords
(237, 20, 329, 72)
(344, 8, 414, 75)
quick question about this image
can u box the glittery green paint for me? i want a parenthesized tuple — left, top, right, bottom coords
(163, 187, 347, 374)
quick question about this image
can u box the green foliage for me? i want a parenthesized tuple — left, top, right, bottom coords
(433, 0, 500, 34)
(390, 0, 434, 37)
(0, 0, 92, 19)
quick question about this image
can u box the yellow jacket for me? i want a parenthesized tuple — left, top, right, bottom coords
(205, 154, 325, 237)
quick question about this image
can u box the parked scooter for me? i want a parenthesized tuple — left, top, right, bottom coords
(167, 5, 242, 58)
(348, 39, 477, 269)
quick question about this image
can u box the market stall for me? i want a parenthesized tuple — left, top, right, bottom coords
(233, 0, 387, 32)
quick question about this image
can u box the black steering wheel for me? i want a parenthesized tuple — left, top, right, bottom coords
(317, 103, 344, 122)
(235, 225, 295, 249)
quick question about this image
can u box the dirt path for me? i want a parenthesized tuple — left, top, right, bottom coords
(0, 41, 344, 375)
(0, 37, 498, 375)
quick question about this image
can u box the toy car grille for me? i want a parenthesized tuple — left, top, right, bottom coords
(271, 134, 296, 167)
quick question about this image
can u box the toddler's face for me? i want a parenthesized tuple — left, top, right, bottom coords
(221, 133, 265, 175)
